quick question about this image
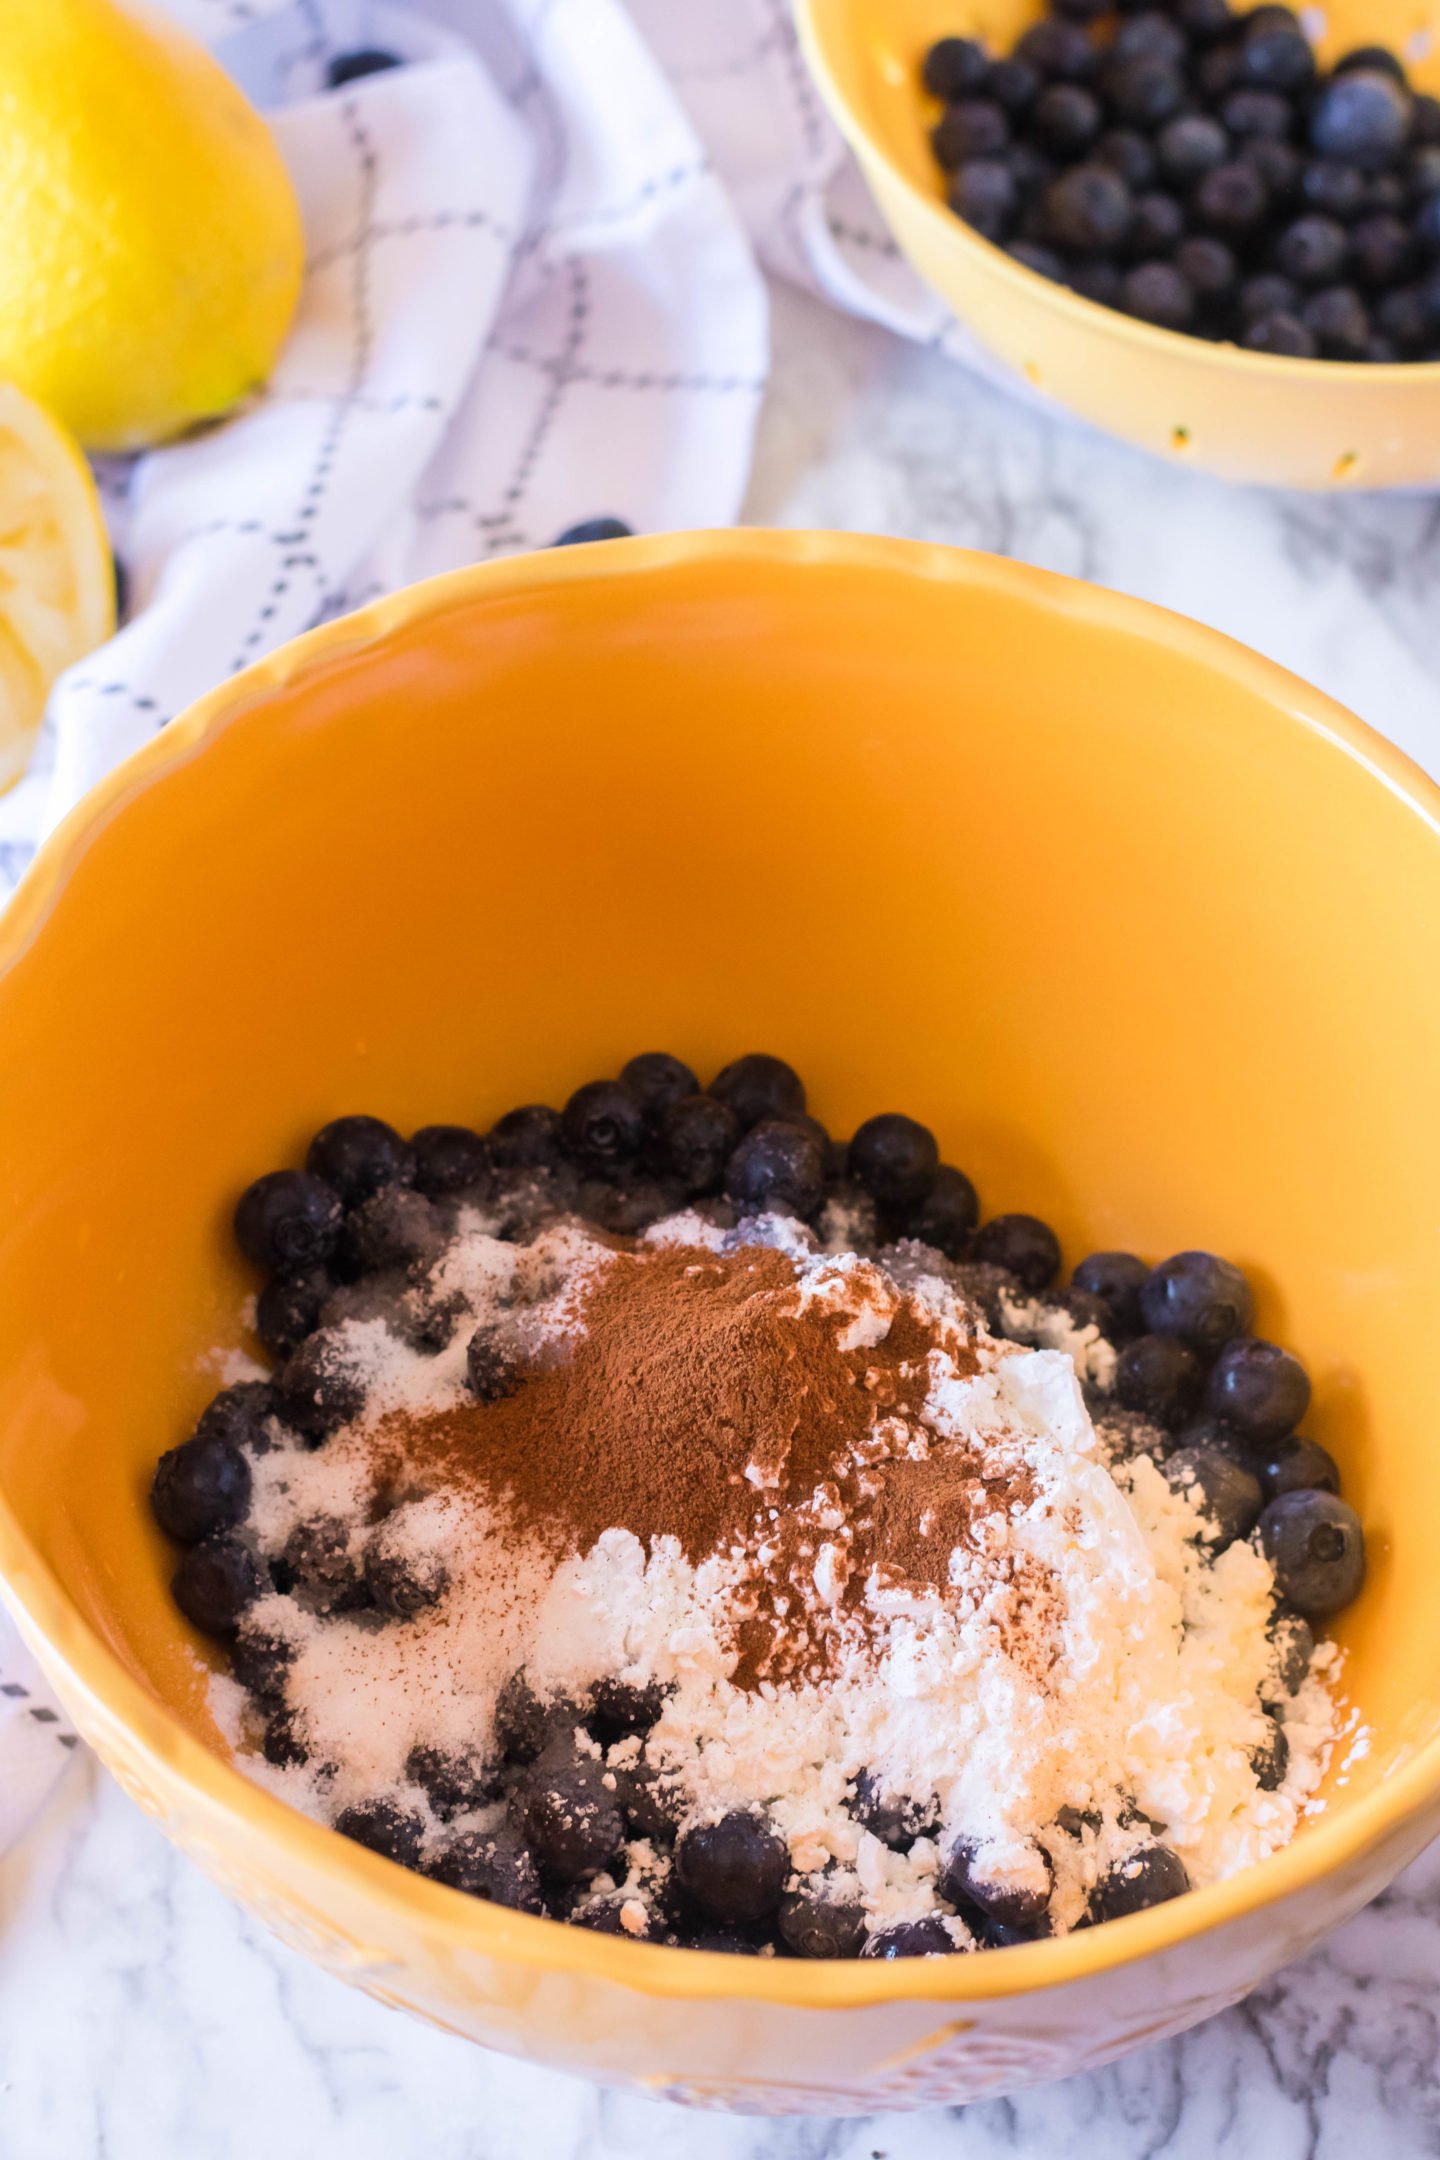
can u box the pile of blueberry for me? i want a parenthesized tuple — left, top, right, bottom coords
(147, 1048, 1365, 1955)
(924, 1, 1440, 359)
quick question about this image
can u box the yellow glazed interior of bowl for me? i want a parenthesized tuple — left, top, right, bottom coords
(796, 0, 1440, 489)
(0, 532, 1439, 2112)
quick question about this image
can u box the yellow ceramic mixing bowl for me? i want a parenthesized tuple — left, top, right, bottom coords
(0, 532, 1438, 2113)
(795, 0, 1440, 489)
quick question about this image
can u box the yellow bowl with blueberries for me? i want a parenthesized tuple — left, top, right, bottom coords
(0, 530, 1439, 2110)
(794, 0, 1440, 489)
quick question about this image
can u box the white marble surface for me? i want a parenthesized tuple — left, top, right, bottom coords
(4, 282, 1440, 2158)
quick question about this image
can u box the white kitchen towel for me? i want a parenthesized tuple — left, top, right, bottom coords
(0, 0, 987, 1837)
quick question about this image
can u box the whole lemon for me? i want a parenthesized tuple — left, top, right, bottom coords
(0, 0, 305, 452)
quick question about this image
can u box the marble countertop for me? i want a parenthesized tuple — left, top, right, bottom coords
(3, 281, 1439, 2160)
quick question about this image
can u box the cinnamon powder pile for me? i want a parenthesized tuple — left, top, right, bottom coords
(373, 1244, 1039, 1687)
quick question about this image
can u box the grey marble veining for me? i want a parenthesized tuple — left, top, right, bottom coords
(2, 282, 1439, 2159)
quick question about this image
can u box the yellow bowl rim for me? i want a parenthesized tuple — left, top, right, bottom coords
(2, 527, 1439, 2010)
(793, 0, 1440, 390)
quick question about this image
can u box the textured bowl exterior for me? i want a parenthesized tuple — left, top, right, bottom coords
(0, 532, 1438, 2111)
(795, 0, 1440, 489)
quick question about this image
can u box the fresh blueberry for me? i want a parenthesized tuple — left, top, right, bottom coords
(1139, 1251, 1255, 1354)
(860, 1916, 957, 1958)
(652, 1093, 740, 1196)
(948, 158, 1019, 238)
(234, 1170, 343, 1274)
(1070, 1252, 1148, 1339)
(1095, 129, 1157, 191)
(466, 1324, 524, 1405)
(971, 1908, 1055, 1948)
(1410, 145, 1440, 202)
(326, 49, 401, 88)
(340, 1185, 443, 1277)
(510, 1759, 625, 1885)
(1417, 192, 1440, 259)
(1206, 1338, 1310, 1440)
(280, 1514, 366, 1614)
(364, 1534, 449, 1620)
(192, 1379, 281, 1455)
(1125, 192, 1187, 260)
(990, 56, 1042, 113)
(848, 1768, 940, 1852)
(171, 1537, 261, 1635)
(255, 1266, 332, 1360)
(1350, 213, 1413, 286)
(1112, 13, 1187, 68)
(1008, 234, 1070, 277)
(334, 1799, 425, 1868)
(846, 1113, 940, 1211)
(570, 1897, 652, 1938)
(1241, 269, 1302, 318)
(1193, 160, 1270, 234)
(687, 1931, 763, 1955)
(276, 1328, 366, 1438)
(307, 1116, 415, 1208)
(777, 1889, 867, 1959)
(262, 1707, 311, 1768)
(1052, 0, 1110, 19)
(1268, 1606, 1316, 1694)
(1033, 83, 1103, 154)
(708, 1054, 806, 1131)
(1240, 21, 1315, 94)
(613, 1753, 687, 1846)
(1310, 71, 1412, 168)
(1257, 1434, 1340, 1500)
(1198, 42, 1243, 99)
(1094, 1406, 1171, 1464)
(405, 1743, 501, 1820)
(1251, 1715, 1290, 1791)
(1046, 164, 1135, 252)
(1158, 114, 1230, 184)
(1301, 159, 1368, 218)
(494, 1672, 581, 1764)
(151, 1433, 251, 1545)
(940, 1837, 1053, 1928)
(922, 36, 989, 99)
(230, 1625, 295, 1700)
(427, 1828, 545, 1910)
(1085, 1844, 1189, 1922)
(1122, 261, 1194, 328)
(1259, 1491, 1366, 1615)
(1239, 136, 1303, 203)
(725, 1119, 828, 1219)
(560, 1078, 645, 1172)
(1178, 0, 1234, 41)
(589, 1674, 666, 1743)
(618, 1052, 698, 1122)
(552, 518, 633, 545)
(1376, 282, 1431, 352)
(970, 1214, 1061, 1292)
(1334, 45, 1409, 85)
(1413, 94, 1440, 147)
(1115, 1335, 1204, 1426)
(1220, 87, 1294, 142)
(675, 1811, 788, 1926)
(1364, 170, 1408, 214)
(931, 98, 1010, 168)
(486, 1103, 563, 1171)
(1173, 1413, 1257, 1468)
(1162, 1444, 1265, 1549)
(1275, 214, 1350, 284)
(1177, 235, 1238, 299)
(1068, 258, 1124, 306)
(1105, 57, 1185, 128)
(411, 1123, 490, 1199)
(1016, 20, 1097, 81)
(1244, 308, 1318, 354)
(894, 1163, 980, 1259)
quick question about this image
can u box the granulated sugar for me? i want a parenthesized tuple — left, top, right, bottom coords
(210, 1204, 1343, 1938)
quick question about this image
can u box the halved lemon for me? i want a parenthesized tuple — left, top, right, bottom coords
(0, 380, 114, 794)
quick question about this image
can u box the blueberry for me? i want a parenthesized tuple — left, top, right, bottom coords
(510, 1760, 624, 1885)
(777, 1889, 867, 1959)
(1244, 308, 1317, 354)
(990, 56, 1042, 113)
(1177, 235, 1238, 298)
(1033, 83, 1103, 154)
(1125, 192, 1186, 260)
(151, 1433, 252, 1545)
(326, 49, 401, 88)
(1376, 282, 1430, 352)
(687, 1931, 763, 1955)
(1260, 1491, 1366, 1616)
(1053, 0, 1109, 18)
(193, 1379, 281, 1455)
(1016, 20, 1098, 81)
(578, 1173, 684, 1236)
(1085, 1844, 1189, 1922)
(340, 1186, 443, 1277)
(1158, 114, 1230, 184)
(1198, 43, 1243, 99)
(494, 1672, 575, 1764)
(1070, 1251, 1148, 1339)
(1115, 1335, 1204, 1426)
(570, 1897, 653, 1938)
(1334, 46, 1408, 86)
(1418, 192, 1440, 259)
(262, 1706, 311, 1768)
(970, 1213, 1061, 1292)
(1094, 1406, 1170, 1463)
(650, 1093, 741, 1197)
(1311, 71, 1412, 168)
(230, 1625, 295, 1699)
(486, 1104, 562, 1171)
(1008, 239, 1067, 287)
(1268, 1606, 1316, 1694)
(860, 1916, 957, 1958)
(172, 1537, 261, 1635)
(552, 517, 633, 545)
(1240, 22, 1315, 94)
(1364, 170, 1408, 215)
(1068, 259, 1124, 306)
(1106, 57, 1185, 128)
(615, 1053, 697, 1123)
(1414, 95, 1440, 147)
(364, 1534, 448, 1620)
(281, 1515, 365, 1614)
(307, 1116, 415, 1208)
(922, 36, 989, 99)
(844, 1112, 939, 1212)
(1173, 1413, 1257, 1468)
(1239, 136, 1303, 203)
(1206, 1338, 1310, 1440)
(724, 1119, 827, 1219)
(1350, 213, 1413, 287)
(1251, 1715, 1289, 1791)
(940, 1837, 1053, 1928)
(1240, 270, 1302, 319)
(1139, 1251, 1255, 1354)
(1220, 87, 1294, 142)
(1113, 13, 1187, 68)
(971, 1908, 1055, 1948)
(428, 1828, 545, 1910)
(559, 1078, 645, 1173)
(675, 1811, 787, 1926)
(613, 1753, 687, 1845)
(589, 1675, 666, 1742)
(1095, 130, 1157, 191)
(405, 1743, 501, 1820)
(466, 1324, 524, 1405)
(1194, 160, 1270, 234)
(1162, 1444, 1265, 1549)
(1122, 261, 1194, 328)
(1258, 1434, 1340, 1500)
(234, 1170, 343, 1274)
(1275, 213, 1350, 284)
(276, 1328, 366, 1438)
(255, 1266, 331, 1360)
(411, 1124, 489, 1199)
(948, 158, 1019, 238)
(848, 1768, 940, 1852)
(1301, 159, 1367, 218)
(931, 98, 1010, 169)
(894, 1163, 980, 1259)
(1178, 0, 1233, 41)
(335, 1799, 425, 1869)
(709, 1054, 806, 1130)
